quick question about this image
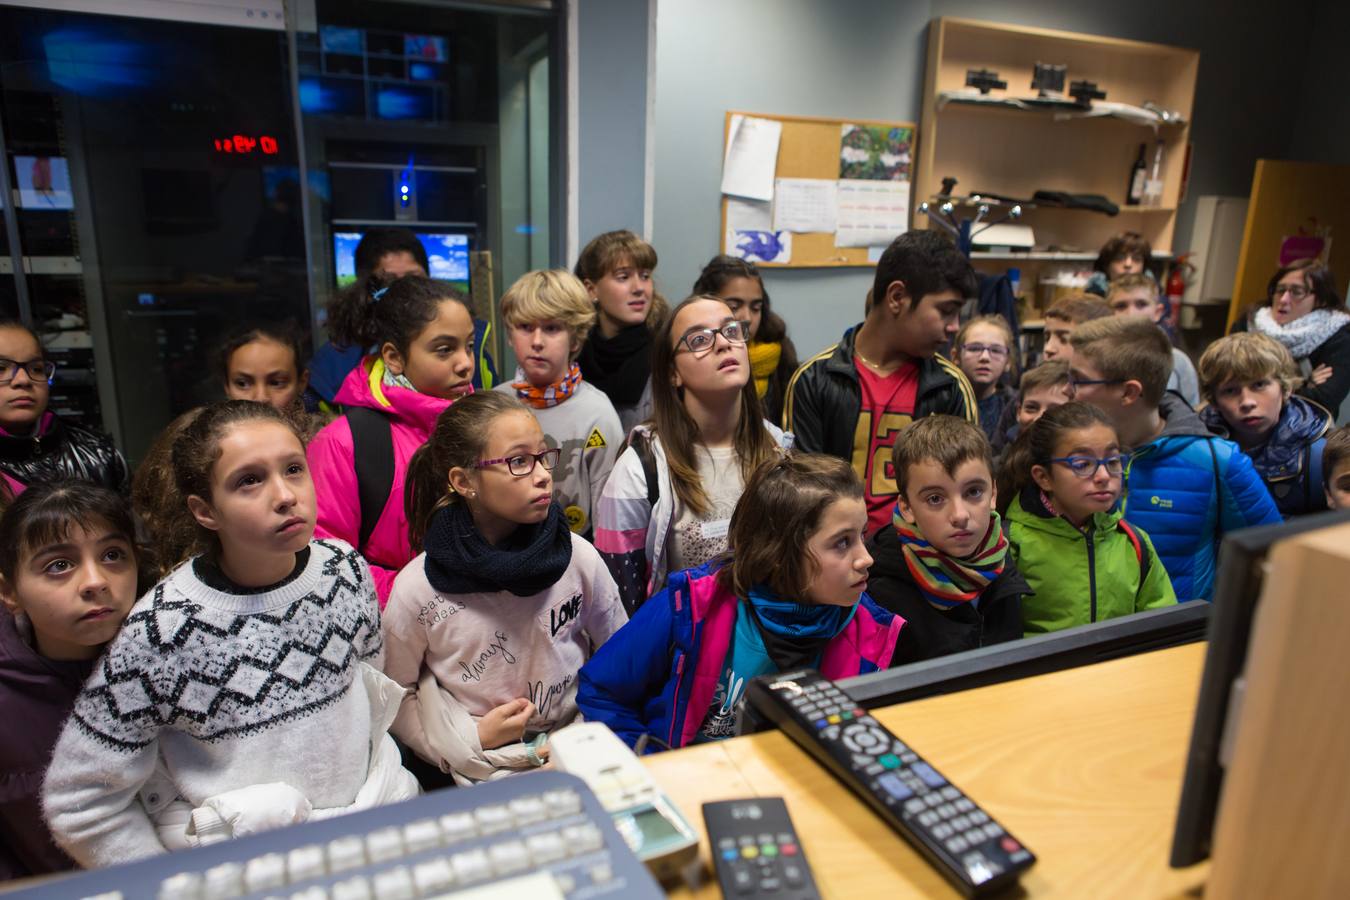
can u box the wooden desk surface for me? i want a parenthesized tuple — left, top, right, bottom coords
(645, 643, 1211, 899)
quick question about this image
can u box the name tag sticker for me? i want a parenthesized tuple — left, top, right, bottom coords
(701, 519, 730, 540)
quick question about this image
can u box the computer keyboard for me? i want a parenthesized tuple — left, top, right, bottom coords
(23, 771, 664, 900)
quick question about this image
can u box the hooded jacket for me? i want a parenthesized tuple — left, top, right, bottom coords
(1122, 394, 1283, 601)
(783, 324, 977, 460)
(0, 411, 127, 495)
(1200, 394, 1332, 518)
(0, 613, 92, 879)
(308, 357, 455, 604)
(865, 525, 1031, 665)
(1006, 487, 1176, 634)
(575, 560, 903, 752)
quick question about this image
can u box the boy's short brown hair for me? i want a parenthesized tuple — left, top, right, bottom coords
(1322, 426, 1350, 489)
(1106, 272, 1160, 300)
(1070, 316, 1174, 406)
(500, 269, 597, 351)
(1197, 332, 1299, 404)
(1045, 292, 1112, 325)
(892, 415, 994, 499)
(1017, 359, 1070, 398)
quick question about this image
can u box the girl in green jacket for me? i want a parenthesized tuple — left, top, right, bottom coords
(1002, 402, 1176, 634)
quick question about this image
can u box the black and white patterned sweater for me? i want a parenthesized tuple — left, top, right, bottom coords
(42, 539, 383, 867)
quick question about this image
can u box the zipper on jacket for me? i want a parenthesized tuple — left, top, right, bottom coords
(666, 652, 686, 747)
(1084, 527, 1097, 623)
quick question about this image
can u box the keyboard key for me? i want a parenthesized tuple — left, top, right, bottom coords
(526, 830, 567, 864)
(936, 803, 957, 819)
(563, 822, 605, 854)
(542, 789, 582, 818)
(289, 888, 328, 900)
(438, 811, 478, 843)
(877, 773, 913, 800)
(968, 809, 988, 824)
(955, 798, 976, 813)
(474, 804, 513, 835)
(589, 861, 615, 884)
(202, 862, 244, 899)
(903, 798, 927, 815)
(366, 827, 404, 864)
(489, 840, 531, 876)
(911, 762, 947, 788)
(158, 872, 203, 900)
(412, 859, 455, 895)
(449, 849, 493, 885)
(918, 811, 939, 827)
(951, 815, 971, 831)
(783, 862, 805, 887)
(326, 835, 366, 872)
(932, 823, 953, 840)
(329, 877, 371, 900)
(243, 853, 286, 892)
(965, 828, 987, 846)
(402, 818, 441, 853)
(946, 836, 969, 854)
(287, 845, 326, 882)
(371, 866, 415, 900)
(940, 786, 962, 801)
(983, 822, 1004, 839)
(509, 796, 549, 826)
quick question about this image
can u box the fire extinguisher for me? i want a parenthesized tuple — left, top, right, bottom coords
(1164, 254, 1194, 331)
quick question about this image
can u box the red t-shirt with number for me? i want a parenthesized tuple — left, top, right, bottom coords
(853, 359, 919, 535)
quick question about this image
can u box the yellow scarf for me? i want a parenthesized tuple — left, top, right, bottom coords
(747, 341, 782, 399)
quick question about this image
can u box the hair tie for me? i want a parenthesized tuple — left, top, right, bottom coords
(371, 287, 389, 302)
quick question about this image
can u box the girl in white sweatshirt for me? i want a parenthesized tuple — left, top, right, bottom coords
(383, 392, 627, 784)
(43, 400, 416, 867)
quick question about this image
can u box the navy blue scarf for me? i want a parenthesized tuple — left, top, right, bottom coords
(423, 501, 572, 597)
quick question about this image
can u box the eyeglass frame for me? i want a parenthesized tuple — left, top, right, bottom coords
(475, 447, 562, 477)
(959, 342, 1010, 358)
(675, 319, 750, 356)
(1048, 453, 1132, 478)
(0, 357, 56, 386)
(1270, 284, 1310, 300)
(1066, 374, 1124, 394)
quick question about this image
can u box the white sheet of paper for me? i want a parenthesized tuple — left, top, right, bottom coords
(724, 198, 773, 254)
(730, 229, 791, 264)
(867, 245, 886, 263)
(835, 179, 910, 248)
(720, 114, 782, 201)
(772, 178, 838, 233)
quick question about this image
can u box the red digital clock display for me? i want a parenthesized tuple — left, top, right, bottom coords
(214, 135, 279, 155)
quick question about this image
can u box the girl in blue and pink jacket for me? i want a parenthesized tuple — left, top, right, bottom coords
(577, 453, 903, 751)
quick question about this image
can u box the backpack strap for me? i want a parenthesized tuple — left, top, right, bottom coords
(1115, 518, 1150, 583)
(627, 430, 661, 509)
(346, 406, 395, 554)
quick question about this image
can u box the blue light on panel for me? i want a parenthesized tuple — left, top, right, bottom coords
(43, 28, 151, 95)
(375, 85, 434, 120)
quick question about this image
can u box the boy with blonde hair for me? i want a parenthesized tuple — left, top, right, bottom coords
(1108, 273, 1200, 406)
(1198, 332, 1332, 517)
(496, 269, 622, 537)
(1068, 317, 1281, 600)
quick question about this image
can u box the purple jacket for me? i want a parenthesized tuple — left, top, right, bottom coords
(0, 613, 92, 880)
(576, 561, 903, 751)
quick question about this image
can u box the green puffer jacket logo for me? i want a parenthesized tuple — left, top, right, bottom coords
(1006, 487, 1177, 635)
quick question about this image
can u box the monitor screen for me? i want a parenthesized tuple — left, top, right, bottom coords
(1169, 508, 1350, 867)
(333, 231, 470, 293)
(15, 156, 74, 210)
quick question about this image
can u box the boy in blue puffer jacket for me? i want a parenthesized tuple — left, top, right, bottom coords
(1067, 317, 1282, 601)
(1197, 333, 1332, 518)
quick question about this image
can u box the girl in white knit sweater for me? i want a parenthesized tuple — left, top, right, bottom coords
(43, 400, 416, 867)
(383, 392, 627, 784)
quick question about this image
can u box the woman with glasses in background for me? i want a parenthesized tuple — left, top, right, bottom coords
(0, 321, 126, 501)
(1235, 259, 1350, 417)
(594, 295, 792, 613)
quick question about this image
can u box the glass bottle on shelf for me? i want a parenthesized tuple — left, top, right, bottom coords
(1126, 143, 1147, 206)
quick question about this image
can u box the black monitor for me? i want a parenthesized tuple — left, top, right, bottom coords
(1169, 508, 1350, 867)
(839, 601, 1209, 708)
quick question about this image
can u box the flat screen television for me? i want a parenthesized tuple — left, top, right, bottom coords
(1169, 508, 1350, 866)
(333, 231, 470, 293)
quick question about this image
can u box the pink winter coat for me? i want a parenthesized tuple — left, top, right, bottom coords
(308, 357, 455, 606)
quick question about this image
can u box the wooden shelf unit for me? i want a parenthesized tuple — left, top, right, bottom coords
(916, 17, 1200, 296)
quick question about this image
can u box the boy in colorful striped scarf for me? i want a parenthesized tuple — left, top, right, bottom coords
(495, 270, 623, 539)
(865, 415, 1032, 665)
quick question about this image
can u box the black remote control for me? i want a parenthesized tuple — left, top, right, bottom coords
(746, 669, 1034, 897)
(702, 797, 821, 899)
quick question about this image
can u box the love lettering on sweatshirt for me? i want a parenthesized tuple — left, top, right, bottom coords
(459, 630, 517, 683)
(548, 593, 583, 638)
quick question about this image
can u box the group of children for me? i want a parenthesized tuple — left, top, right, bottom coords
(3, 223, 1350, 879)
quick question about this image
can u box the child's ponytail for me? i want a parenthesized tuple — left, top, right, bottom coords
(995, 401, 1116, 514)
(404, 391, 531, 553)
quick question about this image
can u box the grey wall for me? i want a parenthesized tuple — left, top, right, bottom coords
(575, 0, 651, 246)
(647, 0, 1338, 358)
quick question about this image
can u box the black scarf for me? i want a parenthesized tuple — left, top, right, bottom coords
(423, 500, 573, 597)
(576, 323, 652, 408)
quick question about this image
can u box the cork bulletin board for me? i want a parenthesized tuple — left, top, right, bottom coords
(720, 110, 917, 268)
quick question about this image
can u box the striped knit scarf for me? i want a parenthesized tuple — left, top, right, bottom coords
(513, 363, 583, 409)
(892, 505, 1008, 609)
